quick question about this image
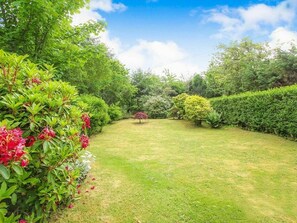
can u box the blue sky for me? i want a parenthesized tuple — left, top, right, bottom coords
(72, 0, 297, 79)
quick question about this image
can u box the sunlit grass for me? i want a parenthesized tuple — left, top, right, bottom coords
(51, 119, 297, 223)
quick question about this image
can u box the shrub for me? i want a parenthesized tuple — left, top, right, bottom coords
(79, 95, 110, 135)
(134, 112, 148, 123)
(169, 93, 189, 119)
(0, 50, 91, 222)
(184, 95, 212, 126)
(210, 85, 297, 139)
(206, 110, 222, 128)
(143, 95, 171, 119)
(108, 104, 123, 123)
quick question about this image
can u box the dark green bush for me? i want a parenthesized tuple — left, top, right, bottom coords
(206, 110, 222, 128)
(79, 95, 110, 135)
(210, 85, 297, 139)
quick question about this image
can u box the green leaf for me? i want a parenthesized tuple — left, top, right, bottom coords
(43, 141, 49, 153)
(12, 165, 23, 175)
(0, 165, 10, 180)
(11, 193, 17, 205)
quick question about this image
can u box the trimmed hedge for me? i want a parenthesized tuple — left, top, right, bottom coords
(210, 85, 297, 139)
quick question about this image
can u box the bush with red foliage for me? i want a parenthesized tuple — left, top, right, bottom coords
(134, 112, 148, 123)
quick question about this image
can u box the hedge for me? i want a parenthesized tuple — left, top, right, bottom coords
(210, 85, 297, 140)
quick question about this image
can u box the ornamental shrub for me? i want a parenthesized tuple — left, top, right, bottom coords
(184, 95, 212, 126)
(108, 104, 123, 123)
(169, 93, 189, 119)
(0, 50, 91, 222)
(143, 95, 171, 119)
(134, 112, 148, 123)
(206, 110, 222, 128)
(210, 85, 297, 139)
(79, 94, 110, 135)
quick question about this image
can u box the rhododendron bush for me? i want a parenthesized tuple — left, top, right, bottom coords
(0, 50, 91, 222)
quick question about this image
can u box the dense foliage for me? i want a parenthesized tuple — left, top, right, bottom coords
(206, 111, 222, 129)
(184, 96, 212, 126)
(169, 93, 189, 119)
(130, 70, 186, 112)
(188, 39, 297, 98)
(143, 96, 171, 119)
(79, 95, 110, 135)
(210, 85, 297, 139)
(0, 50, 90, 222)
(108, 104, 123, 123)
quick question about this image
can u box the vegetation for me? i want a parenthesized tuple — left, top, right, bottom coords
(143, 95, 171, 119)
(79, 95, 110, 135)
(0, 50, 90, 222)
(51, 119, 297, 223)
(184, 95, 212, 126)
(206, 110, 222, 128)
(134, 112, 148, 124)
(169, 93, 189, 119)
(211, 84, 297, 139)
(187, 39, 297, 98)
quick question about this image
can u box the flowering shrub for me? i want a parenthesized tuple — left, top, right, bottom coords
(0, 50, 92, 222)
(79, 94, 110, 135)
(0, 127, 27, 166)
(134, 112, 148, 123)
(143, 95, 171, 119)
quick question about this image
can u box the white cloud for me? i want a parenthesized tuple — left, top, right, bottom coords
(269, 27, 297, 49)
(207, 0, 297, 39)
(117, 40, 200, 77)
(98, 32, 200, 77)
(72, 0, 127, 26)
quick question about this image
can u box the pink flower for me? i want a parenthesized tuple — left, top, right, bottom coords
(81, 114, 91, 130)
(21, 159, 29, 167)
(19, 220, 27, 223)
(0, 127, 26, 165)
(38, 127, 55, 141)
(68, 204, 74, 209)
(25, 136, 35, 147)
(77, 190, 81, 194)
(80, 134, 89, 149)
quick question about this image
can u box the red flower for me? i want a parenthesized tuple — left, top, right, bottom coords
(0, 127, 26, 165)
(38, 127, 55, 141)
(80, 134, 89, 149)
(19, 220, 27, 223)
(21, 159, 29, 167)
(77, 190, 81, 194)
(31, 78, 42, 84)
(81, 114, 91, 130)
(25, 136, 35, 147)
(68, 204, 74, 209)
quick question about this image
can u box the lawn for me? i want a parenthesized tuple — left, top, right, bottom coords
(51, 119, 297, 223)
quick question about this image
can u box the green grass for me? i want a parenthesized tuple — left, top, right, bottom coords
(51, 119, 297, 223)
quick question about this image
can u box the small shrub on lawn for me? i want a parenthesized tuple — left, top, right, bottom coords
(134, 112, 148, 124)
(143, 95, 171, 119)
(206, 110, 222, 128)
(184, 95, 212, 126)
(0, 50, 92, 222)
